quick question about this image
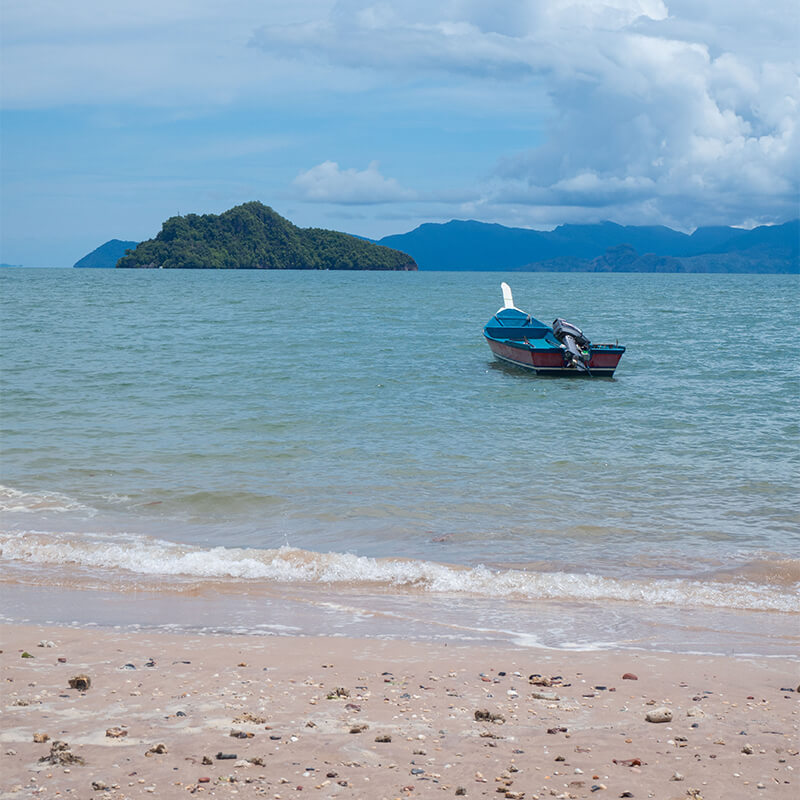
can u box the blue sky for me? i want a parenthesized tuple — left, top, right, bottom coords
(1, 0, 798, 266)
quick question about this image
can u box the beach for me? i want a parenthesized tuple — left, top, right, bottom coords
(1, 624, 797, 799)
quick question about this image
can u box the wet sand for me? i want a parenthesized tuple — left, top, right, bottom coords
(1, 624, 797, 799)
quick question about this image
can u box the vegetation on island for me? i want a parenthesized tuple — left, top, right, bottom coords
(116, 202, 417, 270)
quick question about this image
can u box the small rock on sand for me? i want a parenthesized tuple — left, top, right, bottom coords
(32, 733, 50, 743)
(645, 707, 672, 723)
(39, 741, 84, 766)
(474, 709, 505, 723)
(68, 674, 91, 691)
(531, 690, 560, 700)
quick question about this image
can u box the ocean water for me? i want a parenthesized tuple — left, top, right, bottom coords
(1, 267, 798, 654)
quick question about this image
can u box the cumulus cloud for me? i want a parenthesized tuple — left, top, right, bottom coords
(293, 161, 415, 204)
(254, 0, 799, 228)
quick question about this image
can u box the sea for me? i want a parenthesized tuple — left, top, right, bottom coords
(1, 267, 798, 655)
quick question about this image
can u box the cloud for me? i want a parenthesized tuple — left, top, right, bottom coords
(254, 0, 800, 228)
(292, 161, 415, 204)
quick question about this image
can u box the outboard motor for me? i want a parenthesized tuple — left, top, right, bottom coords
(552, 318, 591, 372)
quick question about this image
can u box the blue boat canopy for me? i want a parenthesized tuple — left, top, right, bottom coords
(484, 307, 551, 341)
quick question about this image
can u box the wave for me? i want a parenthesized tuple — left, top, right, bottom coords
(0, 485, 95, 515)
(0, 531, 796, 613)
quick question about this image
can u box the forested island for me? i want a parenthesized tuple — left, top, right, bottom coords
(116, 202, 417, 270)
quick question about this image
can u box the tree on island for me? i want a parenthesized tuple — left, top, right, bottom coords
(116, 202, 417, 270)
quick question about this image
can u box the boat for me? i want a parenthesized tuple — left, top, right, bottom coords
(483, 283, 625, 377)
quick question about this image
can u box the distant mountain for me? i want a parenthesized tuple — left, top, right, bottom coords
(117, 202, 416, 270)
(378, 219, 799, 273)
(74, 239, 138, 268)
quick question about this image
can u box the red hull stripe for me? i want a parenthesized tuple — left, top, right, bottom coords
(487, 340, 622, 375)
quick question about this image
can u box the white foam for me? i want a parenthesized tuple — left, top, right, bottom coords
(0, 485, 94, 515)
(0, 530, 797, 613)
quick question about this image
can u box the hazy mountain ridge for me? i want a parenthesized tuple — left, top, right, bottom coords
(378, 219, 799, 272)
(74, 239, 138, 268)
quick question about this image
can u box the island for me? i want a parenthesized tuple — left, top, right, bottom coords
(116, 202, 417, 270)
(74, 239, 139, 268)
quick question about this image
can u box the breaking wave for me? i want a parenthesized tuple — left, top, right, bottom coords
(0, 530, 796, 613)
(0, 485, 95, 515)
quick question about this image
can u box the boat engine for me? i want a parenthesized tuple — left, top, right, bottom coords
(552, 318, 591, 372)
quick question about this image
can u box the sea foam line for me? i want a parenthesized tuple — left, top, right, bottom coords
(0, 531, 797, 613)
(0, 485, 95, 515)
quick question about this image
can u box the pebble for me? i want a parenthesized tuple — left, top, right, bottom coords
(146, 743, 167, 755)
(670, 772, 685, 781)
(32, 733, 50, 743)
(349, 723, 368, 733)
(644, 707, 672, 723)
(68, 674, 91, 691)
(741, 743, 754, 754)
(474, 709, 505, 723)
(621, 673, 638, 680)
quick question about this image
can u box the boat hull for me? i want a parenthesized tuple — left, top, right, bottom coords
(486, 337, 624, 377)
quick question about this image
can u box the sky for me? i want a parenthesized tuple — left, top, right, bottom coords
(1, 0, 798, 266)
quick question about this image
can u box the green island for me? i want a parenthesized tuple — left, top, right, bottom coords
(116, 202, 417, 270)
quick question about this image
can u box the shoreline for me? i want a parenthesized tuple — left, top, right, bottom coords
(1, 576, 797, 659)
(1, 622, 797, 799)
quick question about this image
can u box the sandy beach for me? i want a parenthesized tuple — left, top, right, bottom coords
(1, 624, 796, 799)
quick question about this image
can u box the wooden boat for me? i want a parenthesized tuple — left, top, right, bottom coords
(483, 283, 625, 377)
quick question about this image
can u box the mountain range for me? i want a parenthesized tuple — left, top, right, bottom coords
(376, 219, 798, 272)
(74, 216, 798, 273)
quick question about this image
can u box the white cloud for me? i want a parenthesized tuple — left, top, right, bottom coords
(2, 0, 797, 238)
(254, 0, 800, 228)
(292, 161, 415, 204)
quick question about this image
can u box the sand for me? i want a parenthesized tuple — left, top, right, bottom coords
(0, 624, 797, 799)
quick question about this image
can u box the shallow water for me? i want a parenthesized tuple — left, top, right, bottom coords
(1, 268, 798, 653)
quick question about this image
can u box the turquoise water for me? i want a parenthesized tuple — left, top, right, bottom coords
(1, 268, 798, 652)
